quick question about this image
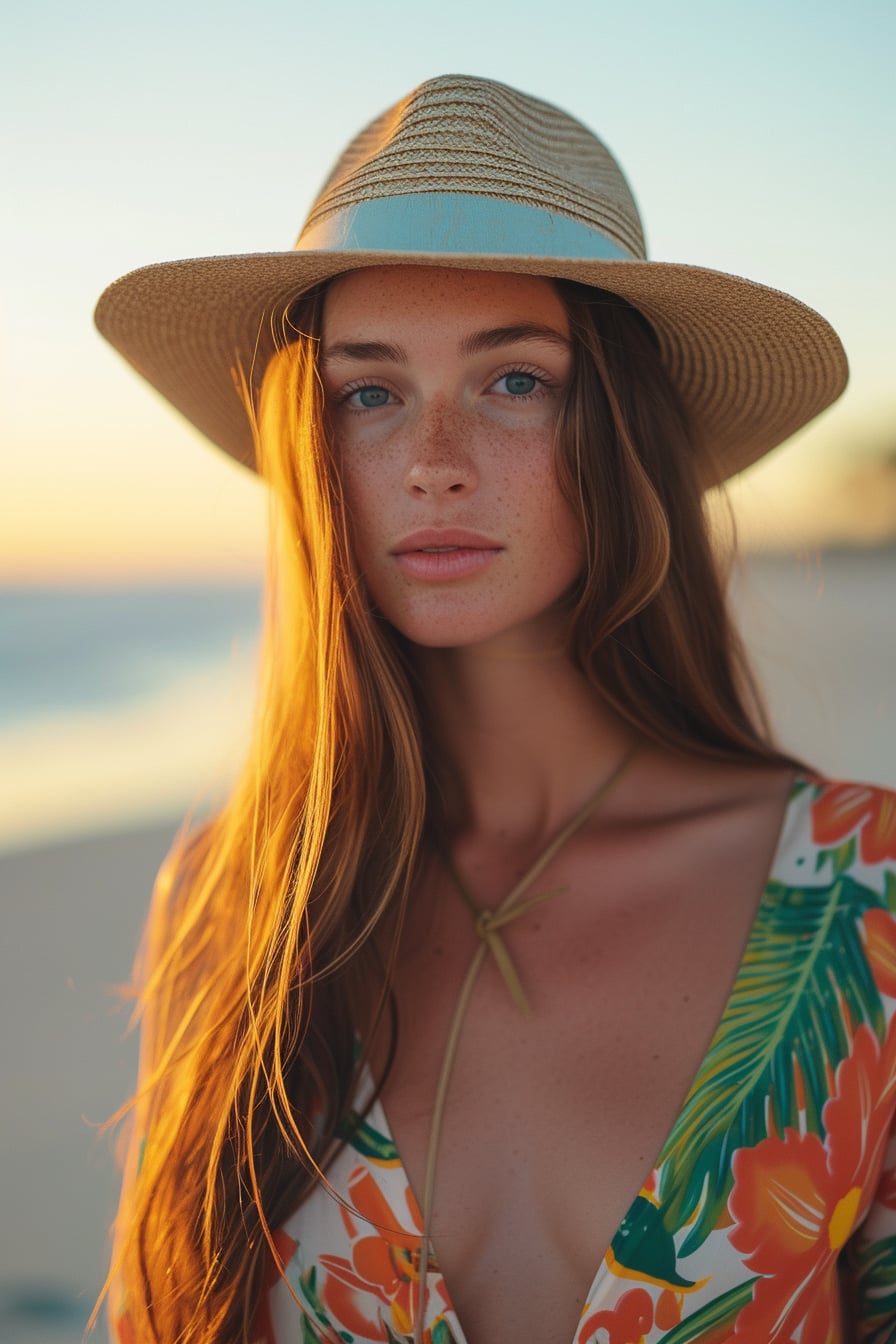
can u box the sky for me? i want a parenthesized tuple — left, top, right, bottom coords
(3, 0, 894, 581)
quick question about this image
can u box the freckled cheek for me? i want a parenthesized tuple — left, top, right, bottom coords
(337, 460, 393, 564)
(490, 436, 576, 529)
(525, 472, 585, 571)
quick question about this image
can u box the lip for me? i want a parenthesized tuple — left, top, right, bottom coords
(390, 529, 504, 581)
(391, 529, 503, 554)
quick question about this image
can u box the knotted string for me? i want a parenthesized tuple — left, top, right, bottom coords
(445, 868, 565, 1018)
(412, 745, 638, 1343)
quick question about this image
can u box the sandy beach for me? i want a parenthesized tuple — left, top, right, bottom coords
(1, 549, 893, 1342)
(0, 823, 178, 1343)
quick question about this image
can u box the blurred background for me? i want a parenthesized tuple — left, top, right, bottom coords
(1, 0, 893, 1338)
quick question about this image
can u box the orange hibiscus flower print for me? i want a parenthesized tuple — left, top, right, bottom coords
(812, 784, 896, 865)
(577, 1287, 654, 1343)
(318, 1166, 451, 1342)
(727, 1019, 896, 1341)
(864, 908, 896, 999)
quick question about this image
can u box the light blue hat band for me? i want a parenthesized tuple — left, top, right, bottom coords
(296, 191, 634, 261)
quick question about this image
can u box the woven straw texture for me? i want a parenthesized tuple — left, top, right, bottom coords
(303, 76, 645, 260)
(94, 75, 848, 479)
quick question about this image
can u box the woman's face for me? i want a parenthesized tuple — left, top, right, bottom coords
(321, 265, 584, 651)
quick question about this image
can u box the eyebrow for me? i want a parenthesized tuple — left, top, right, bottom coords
(460, 323, 571, 357)
(321, 323, 571, 367)
(321, 339, 406, 366)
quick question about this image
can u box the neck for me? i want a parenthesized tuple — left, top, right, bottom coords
(412, 622, 634, 844)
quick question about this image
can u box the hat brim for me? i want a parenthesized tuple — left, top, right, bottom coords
(94, 249, 848, 480)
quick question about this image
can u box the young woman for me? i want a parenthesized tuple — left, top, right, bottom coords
(95, 75, 896, 1344)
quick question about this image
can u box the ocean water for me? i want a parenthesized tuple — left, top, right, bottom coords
(1, 549, 895, 854)
(0, 584, 264, 851)
(0, 585, 263, 728)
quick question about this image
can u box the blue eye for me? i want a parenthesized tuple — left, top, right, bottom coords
(355, 385, 390, 408)
(501, 372, 538, 396)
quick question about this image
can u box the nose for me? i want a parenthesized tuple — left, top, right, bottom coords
(403, 397, 478, 499)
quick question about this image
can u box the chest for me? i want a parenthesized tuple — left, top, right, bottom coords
(269, 776, 896, 1344)
(373, 837, 769, 1344)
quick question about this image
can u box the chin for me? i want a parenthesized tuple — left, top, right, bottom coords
(379, 605, 574, 654)
(384, 620, 495, 650)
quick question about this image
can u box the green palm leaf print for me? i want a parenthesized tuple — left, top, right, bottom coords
(337, 1109, 400, 1165)
(658, 1280, 755, 1343)
(657, 873, 885, 1255)
(851, 1236, 896, 1342)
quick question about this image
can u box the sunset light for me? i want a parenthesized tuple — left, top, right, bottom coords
(2, 8, 893, 1339)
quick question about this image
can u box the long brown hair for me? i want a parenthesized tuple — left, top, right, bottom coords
(105, 275, 792, 1343)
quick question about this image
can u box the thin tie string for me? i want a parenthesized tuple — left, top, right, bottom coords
(445, 865, 566, 1018)
(412, 746, 638, 1343)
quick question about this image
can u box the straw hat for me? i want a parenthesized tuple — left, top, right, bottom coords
(94, 74, 848, 480)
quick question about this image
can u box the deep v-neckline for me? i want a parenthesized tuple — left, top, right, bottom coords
(361, 776, 808, 1344)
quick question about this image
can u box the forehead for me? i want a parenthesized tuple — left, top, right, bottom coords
(321, 265, 570, 336)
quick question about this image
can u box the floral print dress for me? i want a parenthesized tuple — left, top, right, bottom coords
(258, 777, 896, 1344)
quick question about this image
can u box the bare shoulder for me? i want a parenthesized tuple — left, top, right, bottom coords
(589, 749, 800, 882)
(623, 748, 798, 820)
